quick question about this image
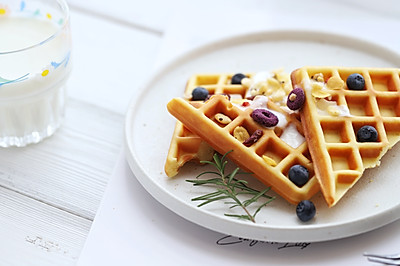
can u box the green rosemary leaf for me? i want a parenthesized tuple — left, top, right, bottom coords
(220, 150, 233, 163)
(221, 160, 228, 174)
(186, 150, 275, 223)
(187, 178, 223, 185)
(195, 171, 220, 178)
(191, 191, 224, 201)
(199, 160, 217, 165)
(228, 167, 240, 183)
(253, 197, 276, 217)
(233, 181, 273, 199)
(212, 153, 223, 170)
(243, 188, 272, 207)
(196, 195, 231, 207)
(224, 214, 252, 221)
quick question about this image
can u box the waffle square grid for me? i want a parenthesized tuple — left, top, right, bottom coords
(167, 95, 321, 204)
(291, 66, 400, 207)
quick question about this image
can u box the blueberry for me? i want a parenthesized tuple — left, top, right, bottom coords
(296, 200, 316, 222)
(288, 165, 309, 187)
(192, 87, 209, 101)
(357, 125, 378, 142)
(346, 73, 365, 90)
(287, 87, 306, 110)
(231, 73, 247, 84)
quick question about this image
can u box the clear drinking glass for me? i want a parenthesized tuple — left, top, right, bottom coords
(0, 0, 72, 147)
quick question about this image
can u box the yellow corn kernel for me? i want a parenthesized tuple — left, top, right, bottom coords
(311, 83, 330, 98)
(215, 113, 232, 124)
(312, 73, 324, 82)
(262, 155, 277, 166)
(326, 76, 345, 90)
(271, 88, 286, 102)
(266, 77, 281, 91)
(233, 126, 250, 142)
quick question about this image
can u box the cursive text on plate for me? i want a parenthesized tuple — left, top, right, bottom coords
(216, 235, 311, 250)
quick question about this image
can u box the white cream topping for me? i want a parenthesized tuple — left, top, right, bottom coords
(232, 95, 305, 148)
(303, 75, 352, 117)
(316, 98, 352, 117)
(242, 71, 289, 105)
(280, 123, 305, 148)
(251, 71, 273, 84)
(248, 95, 269, 109)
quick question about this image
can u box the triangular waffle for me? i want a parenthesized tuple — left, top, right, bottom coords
(165, 71, 293, 177)
(291, 66, 400, 207)
(167, 94, 320, 204)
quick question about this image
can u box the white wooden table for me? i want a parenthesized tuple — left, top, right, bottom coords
(0, 0, 165, 264)
(1, 0, 400, 265)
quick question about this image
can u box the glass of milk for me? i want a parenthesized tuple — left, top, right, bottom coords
(0, 0, 71, 147)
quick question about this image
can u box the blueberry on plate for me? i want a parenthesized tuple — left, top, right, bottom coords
(288, 164, 309, 187)
(296, 200, 316, 222)
(231, 73, 247, 84)
(346, 73, 365, 90)
(357, 125, 378, 142)
(192, 87, 209, 101)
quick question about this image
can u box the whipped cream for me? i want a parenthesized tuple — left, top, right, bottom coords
(315, 98, 352, 117)
(280, 123, 305, 149)
(242, 70, 292, 106)
(303, 74, 351, 117)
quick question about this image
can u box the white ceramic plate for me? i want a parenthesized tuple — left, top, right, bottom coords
(125, 30, 400, 242)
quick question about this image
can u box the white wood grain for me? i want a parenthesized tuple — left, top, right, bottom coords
(0, 186, 91, 266)
(0, 5, 164, 264)
(0, 99, 124, 220)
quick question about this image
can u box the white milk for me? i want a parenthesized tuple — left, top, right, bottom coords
(0, 16, 71, 147)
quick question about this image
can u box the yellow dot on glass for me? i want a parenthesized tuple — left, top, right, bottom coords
(46, 13, 52, 19)
(0, 8, 6, 15)
(41, 70, 49, 77)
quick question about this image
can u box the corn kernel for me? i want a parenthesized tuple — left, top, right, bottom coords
(326, 76, 345, 90)
(215, 113, 232, 124)
(233, 126, 250, 142)
(311, 83, 330, 98)
(262, 155, 277, 166)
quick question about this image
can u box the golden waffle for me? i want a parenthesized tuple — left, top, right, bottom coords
(165, 120, 214, 177)
(167, 94, 321, 204)
(291, 66, 400, 207)
(165, 71, 292, 177)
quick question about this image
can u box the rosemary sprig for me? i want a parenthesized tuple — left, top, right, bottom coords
(186, 150, 275, 223)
